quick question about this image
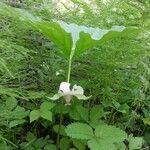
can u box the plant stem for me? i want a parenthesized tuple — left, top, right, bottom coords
(67, 56, 72, 82)
(56, 53, 73, 149)
(56, 112, 63, 150)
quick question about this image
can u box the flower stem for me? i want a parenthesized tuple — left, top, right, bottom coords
(56, 54, 73, 149)
(67, 56, 72, 82)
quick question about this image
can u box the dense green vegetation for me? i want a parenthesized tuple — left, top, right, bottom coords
(0, 0, 149, 150)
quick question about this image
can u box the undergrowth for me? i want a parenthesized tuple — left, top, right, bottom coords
(0, 0, 149, 150)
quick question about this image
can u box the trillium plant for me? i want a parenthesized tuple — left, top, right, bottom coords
(9, 7, 138, 105)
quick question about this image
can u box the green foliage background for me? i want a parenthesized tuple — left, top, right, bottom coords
(0, 0, 149, 149)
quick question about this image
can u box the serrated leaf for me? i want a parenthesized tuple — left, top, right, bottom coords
(30, 110, 40, 123)
(90, 120, 106, 128)
(9, 119, 25, 128)
(95, 124, 127, 143)
(65, 122, 94, 140)
(69, 102, 82, 121)
(87, 124, 127, 150)
(40, 102, 55, 111)
(76, 105, 88, 122)
(90, 105, 104, 121)
(90, 105, 105, 127)
(40, 110, 52, 121)
(88, 138, 116, 150)
(115, 142, 126, 150)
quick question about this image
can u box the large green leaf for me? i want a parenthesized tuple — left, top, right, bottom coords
(40, 110, 52, 121)
(88, 124, 127, 150)
(18, 10, 72, 58)
(57, 21, 139, 57)
(90, 105, 104, 122)
(0, 4, 138, 59)
(35, 21, 138, 58)
(32, 21, 72, 58)
(9, 119, 26, 128)
(40, 102, 55, 111)
(75, 27, 138, 57)
(65, 122, 94, 140)
(94, 124, 127, 143)
(30, 110, 40, 123)
(89, 105, 105, 128)
(88, 138, 116, 150)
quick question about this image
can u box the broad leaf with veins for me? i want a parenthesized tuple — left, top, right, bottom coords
(57, 21, 138, 57)
(2, 5, 139, 59)
(29, 17, 138, 58)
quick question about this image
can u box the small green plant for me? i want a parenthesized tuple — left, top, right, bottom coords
(30, 101, 55, 122)
(6, 7, 138, 106)
(11, 10, 140, 149)
(66, 122, 127, 150)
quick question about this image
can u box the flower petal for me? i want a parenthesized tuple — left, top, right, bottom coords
(48, 93, 62, 100)
(74, 94, 91, 100)
(72, 84, 84, 95)
(59, 82, 71, 93)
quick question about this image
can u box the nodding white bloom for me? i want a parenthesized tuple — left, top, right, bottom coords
(50, 82, 90, 105)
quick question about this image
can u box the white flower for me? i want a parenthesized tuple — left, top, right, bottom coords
(49, 82, 91, 105)
(59, 82, 71, 93)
